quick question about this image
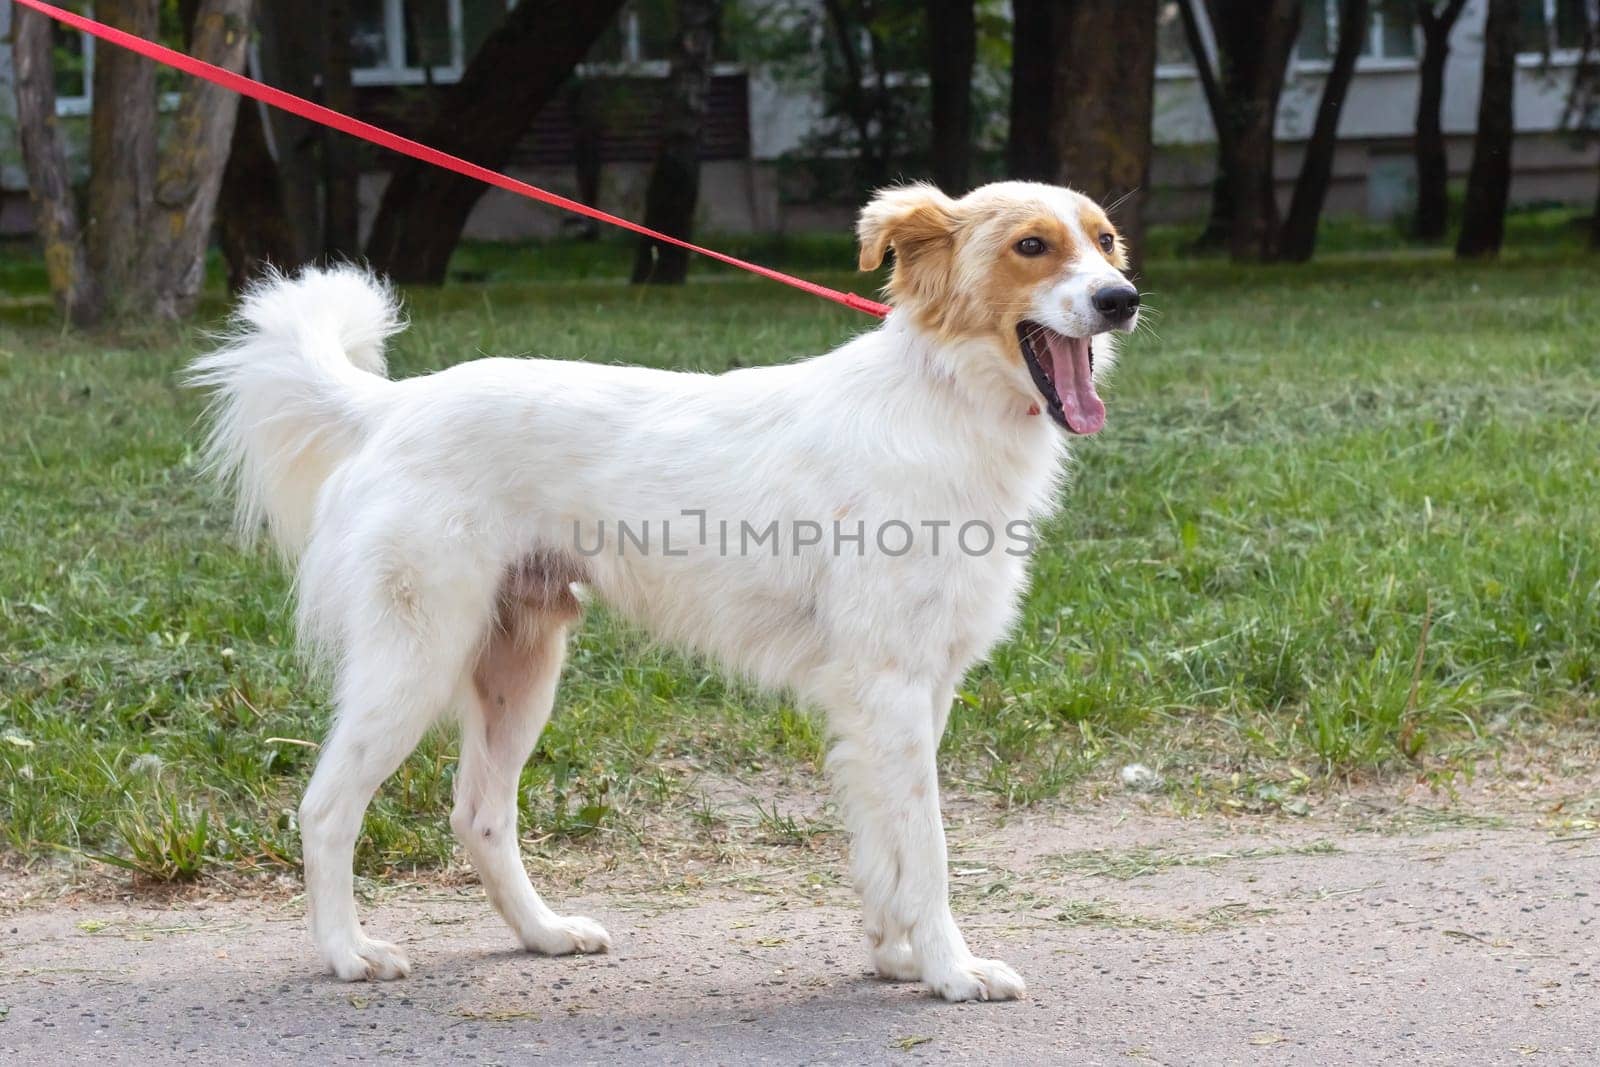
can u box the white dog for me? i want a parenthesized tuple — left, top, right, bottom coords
(189, 180, 1140, 1002)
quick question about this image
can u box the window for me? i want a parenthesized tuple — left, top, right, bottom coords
(44, 2, 185, 116)
(1297, 0, 1418, 64)
(53, 19, 93, 114)
(1155, 0, 1420, 76)
(1518, 0, 1592, 56)
(1156, 1, 1196, 69)
(352, 0, 466, 85)
(579, 1, 739, 75)
(587, 0, 678, 66)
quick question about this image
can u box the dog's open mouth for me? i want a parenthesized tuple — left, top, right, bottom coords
(1016, 322, 1105, 435)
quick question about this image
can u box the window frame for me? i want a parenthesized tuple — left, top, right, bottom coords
(575, 3, 745, 78)
(49, 7, 180, 117)
(54, 27, 95, 116)
(1155, 0, 1214, 80)
(578, 2, 667, 74)
(1292, 0, 1422, 73)
(1514, 0, 1593, 67)
(1155, 0, 1429, 79)
(351, 0, 468, 87)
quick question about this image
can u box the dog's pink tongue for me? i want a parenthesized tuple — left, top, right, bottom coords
(1044, 334, 1105, 435)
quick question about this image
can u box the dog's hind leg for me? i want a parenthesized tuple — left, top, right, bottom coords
(297, 553, 491, 982)
(299, 637, 471, 981)
(826, 672, 1025, 1003)
(451, 580, 610, 956)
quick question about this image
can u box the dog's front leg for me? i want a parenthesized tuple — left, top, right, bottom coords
(826, 673, 1026, 1002)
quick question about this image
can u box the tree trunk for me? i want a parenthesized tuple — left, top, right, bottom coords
(632, 0, 722, 285)
(1008, 0, 1058, 181)
(321, 0, 361, 260)
(364, 0, 628, 284)
(1279, 0, 1369, 262)
(1457, 0, 1518, 258)
(861, 14, 898, 186)
(1591, 168, 1600, 249)
(1179, 0, 1233, 249)
(927, 0, 976, 192)
(12, 5, 100, 323)
(570, 76, 605, 239)
(1413, 0, 1469, 241)
(254, 0, 323, 263)
(216, 0, 358, 287)
(1051, 0, 1159, 269)
(1576, 16, 1598, 250)
(1206, 0, 1303, 262)
(218, 97, 301, 291)
(86, 0, 160, 317)
(821, 0, 889, 186)
(147, 0, 254, 319)
(15, 0, 251, 320)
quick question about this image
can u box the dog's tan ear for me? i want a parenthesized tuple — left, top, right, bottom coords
(856, 184, 959, 272)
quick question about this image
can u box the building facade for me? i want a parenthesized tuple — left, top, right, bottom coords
(0, 0, 1594, 240)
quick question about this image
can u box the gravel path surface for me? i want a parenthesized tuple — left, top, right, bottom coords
(3, 803, 1597, 1065)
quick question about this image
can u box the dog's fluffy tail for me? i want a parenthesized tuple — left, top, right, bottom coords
(187, 265, 404, 559)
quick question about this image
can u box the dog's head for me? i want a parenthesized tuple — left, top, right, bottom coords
(857, 180, 1139, 435)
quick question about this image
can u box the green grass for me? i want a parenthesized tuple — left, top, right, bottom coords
(1138, 204, 1597, 260)
(1, 224, 1597, 882)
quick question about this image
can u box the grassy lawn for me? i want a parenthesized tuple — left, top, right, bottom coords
(1, 222, 1597, 882)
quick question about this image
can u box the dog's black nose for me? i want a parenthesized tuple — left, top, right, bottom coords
(1092, 285, 1140, 321)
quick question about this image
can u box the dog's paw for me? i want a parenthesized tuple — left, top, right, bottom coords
(523, 914, 611, 956)
(924, 956, 1026, 1002)
(326, 937, 411, 982)
(872, 941, 921, 982)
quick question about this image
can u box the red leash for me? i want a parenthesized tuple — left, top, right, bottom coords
(13, 0, 892, 319)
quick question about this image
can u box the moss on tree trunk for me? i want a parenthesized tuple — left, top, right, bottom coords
(12, 6, 100, 324)
(14, 0, 255, 323)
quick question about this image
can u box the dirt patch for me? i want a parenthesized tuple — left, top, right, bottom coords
(4, 769, 1599, 1064)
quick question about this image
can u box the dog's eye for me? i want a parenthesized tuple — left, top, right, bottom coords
(1014, 237, 1047, 257)
(1099, 233, 1116, 254)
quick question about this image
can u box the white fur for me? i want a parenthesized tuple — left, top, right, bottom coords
(189, 184, 1135, 1002)
(1035, 189, 1135, 337)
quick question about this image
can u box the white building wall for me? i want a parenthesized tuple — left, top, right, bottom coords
(1153, 0, 1586, 144)
(745, 1, 1591, 157)
(1146, 0, 1596, 221)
